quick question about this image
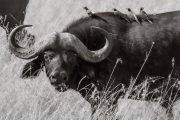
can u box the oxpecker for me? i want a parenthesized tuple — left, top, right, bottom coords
(112, 8, 130, 22)
(126, 8, 141, 25)
(84, 7, 95, 16)
(83, 7, 109, 24)
(139, 7, 153, 24)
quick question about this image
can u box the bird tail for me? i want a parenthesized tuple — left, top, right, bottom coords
(133, 14, 141, 25)
(148, 20, 153, 24)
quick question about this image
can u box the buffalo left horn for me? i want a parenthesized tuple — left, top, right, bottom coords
(8, 25, 60, 59)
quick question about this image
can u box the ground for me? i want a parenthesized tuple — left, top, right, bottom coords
(0, 0, 180, 120)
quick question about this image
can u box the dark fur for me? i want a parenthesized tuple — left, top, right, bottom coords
(21, 57, 42, 78)
(0, 0, 29, 30)
(22, 11, 180, 108)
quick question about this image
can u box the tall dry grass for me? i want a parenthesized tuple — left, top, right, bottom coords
(0, 30, 179, 119)
(0, 28, 91, 119)
(1, 0, 180, 120)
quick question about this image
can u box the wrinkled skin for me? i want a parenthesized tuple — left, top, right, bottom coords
(15, 11, 180, 109)
(22, 50, 97, 92)
(43, 51, 78, 88)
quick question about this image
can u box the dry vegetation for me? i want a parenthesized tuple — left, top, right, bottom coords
(1, 0, 180, 120)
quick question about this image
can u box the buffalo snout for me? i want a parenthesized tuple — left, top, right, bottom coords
(50, 71, 68, 84)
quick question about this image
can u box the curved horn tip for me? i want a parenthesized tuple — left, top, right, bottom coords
(10, 25, 33, 34)
(14, 25, 33, 29)
(8, 24, 36, 59)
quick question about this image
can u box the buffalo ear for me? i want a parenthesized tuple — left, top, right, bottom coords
(21, 57, 43, 78)
(77, 61, 95, 79)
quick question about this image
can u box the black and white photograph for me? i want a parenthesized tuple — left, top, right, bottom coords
(0, 0, 180, 119)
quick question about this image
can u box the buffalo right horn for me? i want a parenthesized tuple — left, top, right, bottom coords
(60, 26, 113, 63)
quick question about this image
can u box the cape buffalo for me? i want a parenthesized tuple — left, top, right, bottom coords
(8, 11, 180, 108)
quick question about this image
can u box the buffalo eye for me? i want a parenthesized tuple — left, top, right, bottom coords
(44, 54, 53, 64)
(68, 57, 77, 66)
(63, 51, 77, 66)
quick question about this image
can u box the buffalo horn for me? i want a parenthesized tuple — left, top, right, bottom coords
(9, 25, 112, 63)
(8, 25, 59, 59)
(62, 26, 112, 63)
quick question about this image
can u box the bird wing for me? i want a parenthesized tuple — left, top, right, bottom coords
(117, 10, 123, 16)
(86, 9, 94, 16)
(143, 11, 149, 18)
(133, 13, 138, 21)
(127, 12, 133, 20)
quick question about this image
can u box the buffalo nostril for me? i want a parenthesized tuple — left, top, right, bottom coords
(63, 76, 68, 81)
(51, 76, 56, 83)
(50, 76, 56, 83)
(60, 72, 68, 81)
(51, 72, 59, 82)
(52, 75, 56, 79)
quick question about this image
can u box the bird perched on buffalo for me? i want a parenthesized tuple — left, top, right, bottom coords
(139, 7, 153, 24)
(126, 8, 141, 25)
(112, 8, 130, 22)
(83, 7, 109, 24)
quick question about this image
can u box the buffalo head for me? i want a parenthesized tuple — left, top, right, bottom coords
(8, 25, 112, 90)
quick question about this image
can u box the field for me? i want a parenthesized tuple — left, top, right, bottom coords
(1, 0, 180, 119)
